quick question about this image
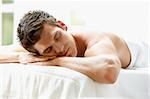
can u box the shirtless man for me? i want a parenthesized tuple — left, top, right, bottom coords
(1, 10, 148, 84)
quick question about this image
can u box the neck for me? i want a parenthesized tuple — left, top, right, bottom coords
(72, 34, 87, 57)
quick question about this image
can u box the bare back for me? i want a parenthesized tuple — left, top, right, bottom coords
(72, 32, 131, 68)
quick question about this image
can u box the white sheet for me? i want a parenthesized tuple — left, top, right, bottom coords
(0, 63, 149, 99)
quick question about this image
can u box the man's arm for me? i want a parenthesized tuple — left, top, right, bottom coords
(0, 45, 22, 63)
(0, 45, 55, 63)
(30, 37, 122, 84)
(58, 55, 121, 84)
(0, 53, 20, 63)
(31, 55, 121, 84)
(0, 52, 56, 63)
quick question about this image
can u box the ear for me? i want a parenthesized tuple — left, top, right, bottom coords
(57, 20, 68, 31)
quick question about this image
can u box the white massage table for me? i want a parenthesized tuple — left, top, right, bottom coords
(0, 63, 149, 99)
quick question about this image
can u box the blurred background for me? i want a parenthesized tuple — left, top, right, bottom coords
(0, 0, 149, 46)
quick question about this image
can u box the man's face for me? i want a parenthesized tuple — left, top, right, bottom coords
(33, 23, 77, 57)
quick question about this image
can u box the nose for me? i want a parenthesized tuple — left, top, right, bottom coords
(53, 43, 64, 55)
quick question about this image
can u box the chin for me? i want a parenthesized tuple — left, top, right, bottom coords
(71, 52, 77, 57)
(66, 44, 78, 57)
(67, 48, 77, 57)
(71, 49, 78, 57)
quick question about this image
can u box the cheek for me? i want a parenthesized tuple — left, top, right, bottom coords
(61, 36, 69, 46)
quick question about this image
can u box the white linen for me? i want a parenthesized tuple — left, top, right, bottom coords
(0, 64, 149, 99)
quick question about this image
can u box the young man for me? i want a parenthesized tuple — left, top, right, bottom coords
(0, 10, 149, 84)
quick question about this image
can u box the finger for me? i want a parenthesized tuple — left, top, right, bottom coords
(34, 56, 56, 62)
(28, 62, 51, 66)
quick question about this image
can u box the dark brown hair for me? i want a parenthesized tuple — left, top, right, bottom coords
(17, 10, 57, 54)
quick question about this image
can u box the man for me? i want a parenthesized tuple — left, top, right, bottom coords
(1, 10, 149, 84)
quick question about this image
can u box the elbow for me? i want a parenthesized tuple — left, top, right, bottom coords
(87, 59, 121, 84)
(92, 66, 120, 84)
(104, 66, 119, 84)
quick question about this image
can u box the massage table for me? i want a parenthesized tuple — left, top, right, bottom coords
(0, 63, 149, 99)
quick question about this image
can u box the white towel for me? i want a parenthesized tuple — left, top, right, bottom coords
(125, 40, 149, 69)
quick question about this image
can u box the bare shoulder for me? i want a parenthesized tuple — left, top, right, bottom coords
(74, 32, 123, 47)
(83, 32, 118, 56)
(83, 32, 131, 67)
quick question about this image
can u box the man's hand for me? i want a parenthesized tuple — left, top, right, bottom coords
(28, 58, 58, 66)
(19, 53, 56, 64)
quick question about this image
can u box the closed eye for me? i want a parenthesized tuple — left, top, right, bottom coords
(43, 46, 53, 54)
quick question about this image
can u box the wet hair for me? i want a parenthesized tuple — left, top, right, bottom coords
(17, 10, 57, 54)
